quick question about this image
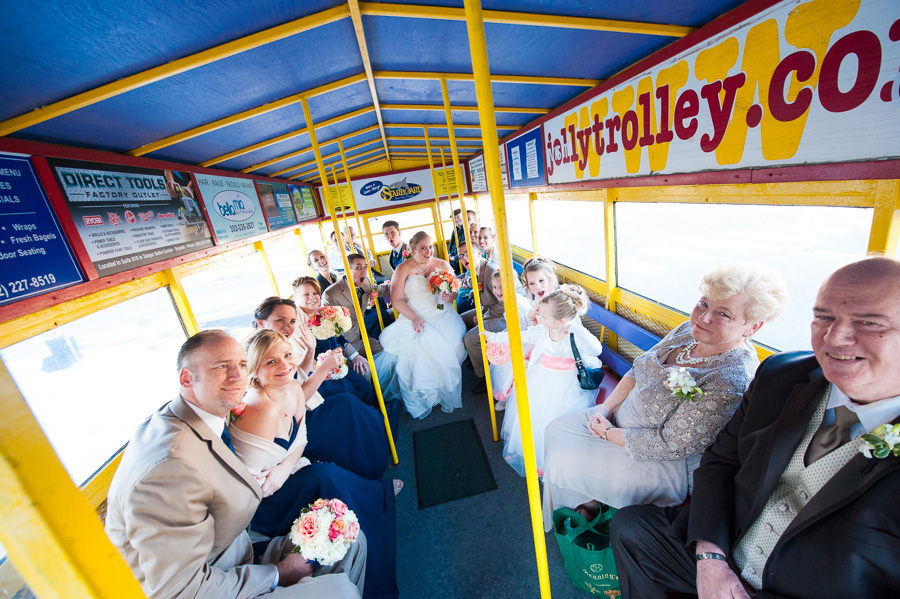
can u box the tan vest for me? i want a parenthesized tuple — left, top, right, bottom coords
(733, 389, 861, 589)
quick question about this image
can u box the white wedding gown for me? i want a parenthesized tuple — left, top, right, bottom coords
(375, 274, 467, 418)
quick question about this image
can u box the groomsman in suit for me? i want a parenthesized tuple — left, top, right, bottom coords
(611, 257, 900, 599)
(382, 220, 409, 271)
(322, 254, 394, 358)
(104, 331, 367, 599)
(448, 208, 477, 275)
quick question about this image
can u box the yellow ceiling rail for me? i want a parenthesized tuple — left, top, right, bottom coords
(374, 70, 600, 87)
(205, 106, 375, 168)
(382, 103, 549, 114)
(387, 135, 483, 143)
(384, 122, 518, 131)
(127, 73, 367, 157)
(291, 147, 386, 180)
(359, 2, 694, 37)
(0, 5, 350, 137)
(261, 126, 382, 176)
(304, 154, 390, 184)
(269, 136, 384, 177)
(348, 0, 392, 169)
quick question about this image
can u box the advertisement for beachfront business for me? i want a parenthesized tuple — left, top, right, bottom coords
(47, 158, 213, 278)
(0, 154, 84, 305)
(543, 0, 900, 184)
(194, 174, 268, 243)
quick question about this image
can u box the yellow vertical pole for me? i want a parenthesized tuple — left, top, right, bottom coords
(164, 268, 199, 335)
(423, 126, 448, 258)
(528, 192, 539, 257)
(463, 2, 550, 597)
(253, 240, 281, 296)
(867, 180, 900, 255)
(438, 147, 461, 261)
(603, 188, 619, 351)
(441, 76, 498, 441)
(317, 220, 328, 247)
(295, 228, 315, 276)
(301, 97, 398, 464)
(336, 140, 385, 333)
(0, 361, 148, 599)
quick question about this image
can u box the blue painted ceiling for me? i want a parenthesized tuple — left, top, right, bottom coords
(0, 0, 746, 182)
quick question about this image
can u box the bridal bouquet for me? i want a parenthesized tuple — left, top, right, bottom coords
(428, 269, 461, 310)
(307, 306, 353, 340)
(290, 498, 360, 566)
(316, 352, 349, 380)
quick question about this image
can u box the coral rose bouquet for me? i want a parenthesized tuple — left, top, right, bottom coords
(316, 352, 349, 380)
(427, 269, 461, 310)
(306, 305, 353, 340)
(289, 498, 360, 566)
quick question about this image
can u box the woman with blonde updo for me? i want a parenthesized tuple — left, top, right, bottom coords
(483, 284, 603, 477)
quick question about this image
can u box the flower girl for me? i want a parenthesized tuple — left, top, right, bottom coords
(484, 284, 603, 477)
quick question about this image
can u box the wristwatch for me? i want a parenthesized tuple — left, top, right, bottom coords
(696, 552, 727, 562)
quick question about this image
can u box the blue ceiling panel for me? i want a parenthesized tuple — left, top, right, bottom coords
(306, 81, 376, 124)
(0, 0, 346, 122)
(374, 79, 473, 104)
(365, 16, 475, 73)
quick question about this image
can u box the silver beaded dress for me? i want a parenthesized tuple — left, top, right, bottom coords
(541, 321, 759, 531)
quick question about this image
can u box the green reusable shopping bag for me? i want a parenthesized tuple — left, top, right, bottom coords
(552, 505, 620, 596)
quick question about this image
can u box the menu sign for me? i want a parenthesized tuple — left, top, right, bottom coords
(289, 185, 318, 221)
(468, 155, 487, 193)
(506, 127, 545, 188)
(256, 182, 297, 231)
(0, 154, 83, 306)
(194, 174, 268, 243)
(47, 158, 212, 278)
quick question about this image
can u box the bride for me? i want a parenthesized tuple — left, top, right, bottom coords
(376, 231, 467, 418)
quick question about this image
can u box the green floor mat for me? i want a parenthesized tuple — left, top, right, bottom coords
(412, 418, 498, 509)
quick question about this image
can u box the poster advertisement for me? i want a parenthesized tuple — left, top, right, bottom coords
(0, 155, 83, 305)
(499, 143, 509, 188)
(256, 181, 297, 231)
(194, 174, 268, 243)
(543, 0, 900, 184)
(47, 158, 213, 278)
(317, 166, 438, 212)
(468, 154, 487, 193)
(289, 185, 318, 221)
(506, 127, 546, 188)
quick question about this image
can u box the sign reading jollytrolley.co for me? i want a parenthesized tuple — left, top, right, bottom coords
(194, 174, 268, 243)
(48, 159, 213, 278)
(0, 155, 83, 306)
(544, 0, 900, 185)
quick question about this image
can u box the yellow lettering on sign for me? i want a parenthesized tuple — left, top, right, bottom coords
(564, 111, 583, 178)
(648, 61, 689, 171)
(611, 85, 637, 173)
(587, 97, 609, 177)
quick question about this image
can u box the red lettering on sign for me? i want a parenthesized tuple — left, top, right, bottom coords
(604, 115, 621, 153)
(768, 50, 816, 122)
(699, 73, 746, 153)
(83, 215, 104, 226)
(655, 85, 674, 144)
(638, 92, 655, 147)
(622, 110, 639, 151)
(591, 113, 604, 156)
(576, 127, 592, 171)
(818, 30, 882, 113)
(674, 89, 699, 140)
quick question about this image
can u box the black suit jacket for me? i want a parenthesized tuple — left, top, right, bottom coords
(388, 243, 409, 270)
(684, 351, 900, 598)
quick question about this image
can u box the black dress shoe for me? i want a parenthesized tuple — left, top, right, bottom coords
(472, 377, 487, 394)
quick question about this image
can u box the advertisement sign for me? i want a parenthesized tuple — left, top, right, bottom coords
(194, 174, 268, 243)
(256, 181, 297, 231)
(499, 144, 509, 188)
(318, 166, 438, 212)
(434, 165, 462, 197)
(544, 0, 900, 184)
(0, 155, 83, 305)
(506, 127, 546, 188)
(289, 185, 318, 221)
(468, 155, 487, 193)
(47, 158, 213, 278)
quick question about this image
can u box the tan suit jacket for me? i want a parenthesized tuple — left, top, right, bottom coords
(321, 277, 388, 356)
(105, 397, 363, 599)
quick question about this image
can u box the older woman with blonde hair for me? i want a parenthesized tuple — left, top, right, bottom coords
(541, 262, 789, 529)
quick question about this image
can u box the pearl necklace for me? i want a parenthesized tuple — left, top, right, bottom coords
(675, 340, 727, 366)
(414, 259, 432, 276)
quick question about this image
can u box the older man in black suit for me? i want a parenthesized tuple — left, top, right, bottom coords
(611, 256, 900, 599)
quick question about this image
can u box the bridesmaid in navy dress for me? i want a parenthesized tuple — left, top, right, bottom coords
(252, 297, 387, 480)
(231, 329, 399, 599)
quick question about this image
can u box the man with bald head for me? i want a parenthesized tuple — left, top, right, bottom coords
(105, 330, 366, 599)
(611, 257, 900, 599)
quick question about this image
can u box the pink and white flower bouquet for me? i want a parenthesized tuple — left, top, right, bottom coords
(316, 352, 349, 380)
(427, 269, 461, 310)
(290, 498, 360, 566)
(307, 305, 353, 340)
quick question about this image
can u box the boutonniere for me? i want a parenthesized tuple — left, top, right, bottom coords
(477, 281, 483, 291)
(228, 402, 246, 425)
(402, 248, 410, 258)
(859, 423, 900, 459)
(366, 289, 378, 309)
(665, 367, 703, 402)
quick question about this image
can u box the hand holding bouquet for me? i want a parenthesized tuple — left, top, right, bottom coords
(290, 498, 360, 566)
(427, 270, 462, 310)
(307, 305, 353, 340)
(316, 351, 349, 380)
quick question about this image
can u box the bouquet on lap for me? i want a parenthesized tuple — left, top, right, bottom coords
(290, 498, 360, 566)
(307, 306, 352, 380)
(427, 270, 462, 310)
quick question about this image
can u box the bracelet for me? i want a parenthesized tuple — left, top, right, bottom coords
(601, 427, 610, 441)
(696, 552, 727, 562)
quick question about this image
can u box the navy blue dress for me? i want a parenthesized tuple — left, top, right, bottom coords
(249, 420, 399, 599)
(315, 335, 376, 407)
